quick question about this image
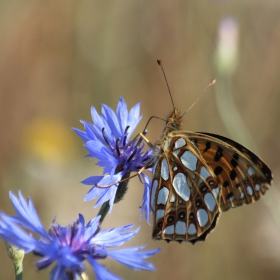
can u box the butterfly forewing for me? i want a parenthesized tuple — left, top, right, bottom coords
(149, 108, 272, 244)
(179, 131, 272, 212)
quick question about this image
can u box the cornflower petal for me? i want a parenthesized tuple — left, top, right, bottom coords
(91, 106, 106, 133)
(0, 192, 160, 279)
(0, 214, 40, 252)
(83, 173, 123, 208)
(83, 216, 100, 240)
(140, 173, 152, 224)
(97, 172, 124, 187)
(84, 140, 107, 158)
(107, 246, 161, 271)
(116, 97, 128, 134)
(88, 259, 121, 280)
(84, 186, 109, 201)
(9, 190, 48, 238)
(81, 176, 104, 185)
(94, 185, 118, 211)
(82, 122, 98, 142)
(50, 265, 66, 280)
(90, 224, 138, 247)
(71, 128, 90, 143)
(82, 121, 103, 144)
(102, 104, 122, 138)
(126, 102, 142, 139)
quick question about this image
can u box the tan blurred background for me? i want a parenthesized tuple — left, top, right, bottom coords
(0, 0, 280, 279)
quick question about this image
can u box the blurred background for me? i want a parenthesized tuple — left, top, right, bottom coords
(0, 0, 280, 279)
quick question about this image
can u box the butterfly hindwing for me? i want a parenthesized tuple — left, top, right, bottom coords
(150, 136, 221, 243)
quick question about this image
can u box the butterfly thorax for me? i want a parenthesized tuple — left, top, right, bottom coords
(150, 108, 183, 166)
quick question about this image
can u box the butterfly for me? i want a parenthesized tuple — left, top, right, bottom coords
(147, 60, 272, 244)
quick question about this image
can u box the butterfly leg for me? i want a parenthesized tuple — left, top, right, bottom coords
(128, 131, 154, 149)
(139, 132, 155, 149)
(96, 162, 150, 188)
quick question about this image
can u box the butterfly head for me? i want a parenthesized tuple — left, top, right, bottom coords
(164, 108, 183, 133)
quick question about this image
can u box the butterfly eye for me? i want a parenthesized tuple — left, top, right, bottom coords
(167, 215, 175, 223)
(178, 211, 186, 220)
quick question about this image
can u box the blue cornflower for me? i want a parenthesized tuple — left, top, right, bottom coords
(73, 97, 153, 222)
(0, 191, 160, 280)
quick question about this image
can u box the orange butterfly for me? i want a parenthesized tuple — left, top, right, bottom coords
(145, 60, 272, 244)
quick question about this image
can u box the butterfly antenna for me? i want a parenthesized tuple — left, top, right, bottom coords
(157, 59, 175, 110)
(180, 79, 216, 119)
(142, 115, 166, 132)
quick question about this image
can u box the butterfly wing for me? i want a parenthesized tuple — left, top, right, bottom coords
(150, 136, 222, 243)
(172, 131, 272, 212)
(150, 132, 272, 243)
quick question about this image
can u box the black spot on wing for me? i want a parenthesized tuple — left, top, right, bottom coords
(214, 166, 223, 176)
(214, 146, 223, 162)
(230, 170, 237, 180)
(189, 212, 194, 220)
(233, 152, 239, 161)
(193, 139, 198, 148)
(261, 164, 273, 184)
(178, 211, 186, 220)
(203, 142, 211, 153)
(231, 158, 238, 168)
(223, 181, 229, 187)
(226, 192, 234, 201)
(197, 132, 273, 185)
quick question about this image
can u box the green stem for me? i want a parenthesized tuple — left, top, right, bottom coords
(97, 201, 110, 223)
(98, 179, 129, 223)
(5, 242, 24, 280)
(14, 264, 23, 280)
(67, 271, 89, 280)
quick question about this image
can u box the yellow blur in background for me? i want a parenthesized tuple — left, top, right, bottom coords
(22, 118, 75, 165)
(0, 0, 280, 279)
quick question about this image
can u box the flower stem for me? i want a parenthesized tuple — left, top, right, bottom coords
(98, 179, 129, 223)
(97, 201, 110, 223)
(5, 242, 24, 280)
(67, 271, 89, 280)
